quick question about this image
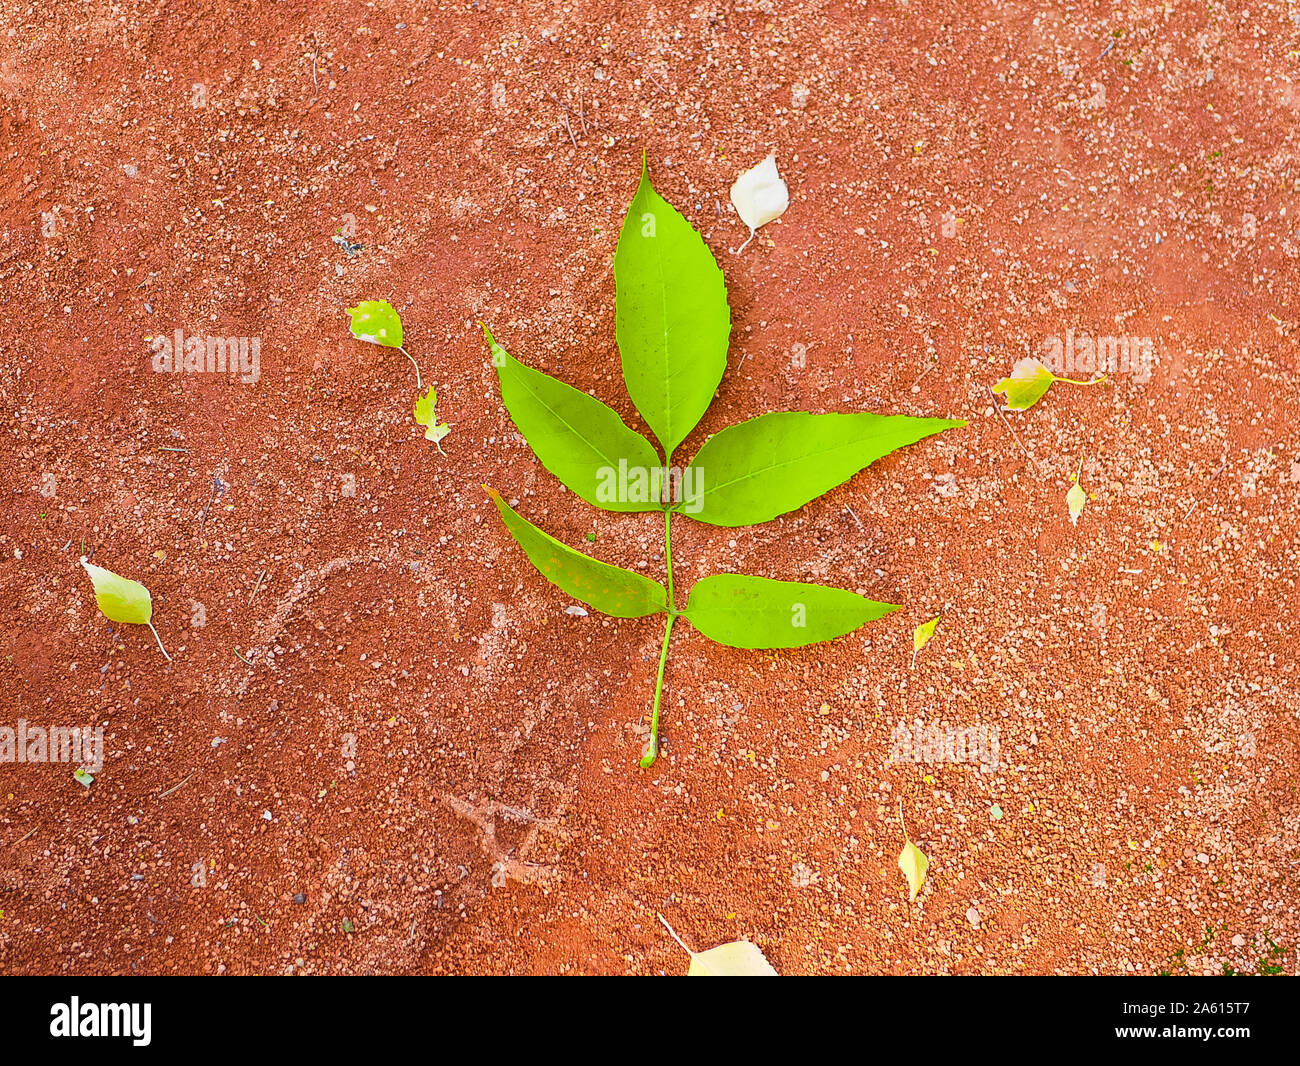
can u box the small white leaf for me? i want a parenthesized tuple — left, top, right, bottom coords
(729, 154, 789, 251)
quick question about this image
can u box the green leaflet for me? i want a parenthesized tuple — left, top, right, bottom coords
(614, 155, 730, 457)
(484, 324, 662, 513)
(484, 487, 667, 618)
(80, 558, 172, 660)
(683, 411, 967, 527)
(684, 573, 898, 649)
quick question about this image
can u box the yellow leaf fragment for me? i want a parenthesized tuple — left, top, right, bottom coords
(1067, 481, 1087, 525)
(897, 802, 930, 902)
(992, 356, 1107, 411)
(898, 839, 930, 902)
(688, 941, 779, 976)
(80, 558, 171, 661)
(659, 913, 778, 976)
(991, 357, 1056, 410)
(912, 615, 939, 667)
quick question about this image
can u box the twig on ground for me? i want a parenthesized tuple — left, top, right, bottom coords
(988, 386, 1039, 475)
(159, 772, 195, 800)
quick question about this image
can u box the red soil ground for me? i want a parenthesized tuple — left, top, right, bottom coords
(0, 0, 1297, 975)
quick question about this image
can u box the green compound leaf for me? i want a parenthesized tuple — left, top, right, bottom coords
(682, 411, 967, 527)
(346, 299, 404, 348)
(614, 155, 730, 457)
(81, 559, 152, 625)
(683, 573, 898, 649)
(484, 324, 662, 513)
(484, 487, 667, 618)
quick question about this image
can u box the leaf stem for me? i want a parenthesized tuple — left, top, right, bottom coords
(641, 611, 675, 768)
(148, 622, 172, 662)
(1051, 372, 1108, 387)
(398, 345, 422, 391)
(640, 502, 679, 768)
(657, 913, 696, 957)
(664, 505, 674, 607)
(732, 226, 757, 255)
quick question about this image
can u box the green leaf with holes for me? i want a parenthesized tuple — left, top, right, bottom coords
(484, 487, 666, 618)
(346, 299, 403, 348)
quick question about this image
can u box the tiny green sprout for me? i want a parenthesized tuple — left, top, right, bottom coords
(482, 155, 966, 768)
